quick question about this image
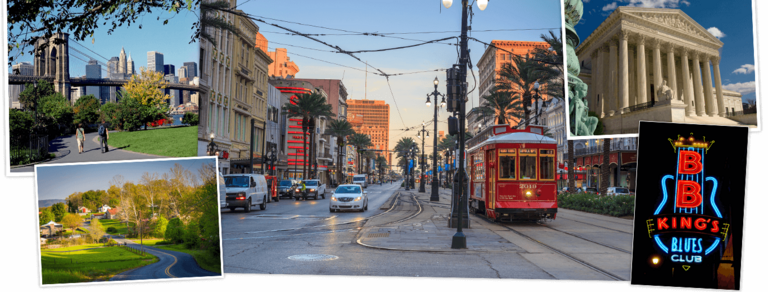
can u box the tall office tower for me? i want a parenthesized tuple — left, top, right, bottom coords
(183, 62, 197, 77)
(164, 64, 175, 76)
(347, 99, 391, 165)
(11, 61, 33, 76)
(107, 57, 119, 79)
(85, 59, 102, 102)
(9, 62, 34, 108)
(118, 47, 127, 76)
(178, 66, 188, 79)
(127, 52, 135, 76)
(148, 51, 164, 73)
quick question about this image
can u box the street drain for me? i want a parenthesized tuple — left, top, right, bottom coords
(288, 254, 339, 262)
(367, 233, 390, 238)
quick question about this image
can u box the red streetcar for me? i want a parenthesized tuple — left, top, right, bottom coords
(466, 124, 558, 222)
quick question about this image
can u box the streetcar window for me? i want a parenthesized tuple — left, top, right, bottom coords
(540, 156, 555, 180)
(499, 155, 516, 179)
(520, 156, 537, 179)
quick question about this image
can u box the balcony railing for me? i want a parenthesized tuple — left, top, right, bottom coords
(573, 143, 636, 156)
(622, 100, 655, 114)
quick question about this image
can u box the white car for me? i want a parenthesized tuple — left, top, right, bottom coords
(218, 172, 227, 209)
(295, 179, 326, 200)
(606, 187, 631, 196)
(223, 174, 269, 212)
(330, 184, 368, 212)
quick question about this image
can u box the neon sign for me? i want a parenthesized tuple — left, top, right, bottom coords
(647, 133, 728, 265)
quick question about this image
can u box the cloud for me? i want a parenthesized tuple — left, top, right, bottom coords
(622, 0, 691, 9)
(722, 81, 757, 95)
(732, 64, 755, 75)
(707, 27, 726, 39)
(602, 2, 618, 11)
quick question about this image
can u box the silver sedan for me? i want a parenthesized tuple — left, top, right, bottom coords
(329, 184, 368, 212)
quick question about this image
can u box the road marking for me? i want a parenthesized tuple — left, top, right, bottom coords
(146, 247, 178, 278)
(224, 229, 355, 241)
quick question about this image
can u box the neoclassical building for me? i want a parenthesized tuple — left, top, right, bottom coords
(576, 7, 748, 134)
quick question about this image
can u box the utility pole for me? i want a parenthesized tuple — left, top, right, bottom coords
(452, 0, 471, 249)
(250, 118, 255, 174)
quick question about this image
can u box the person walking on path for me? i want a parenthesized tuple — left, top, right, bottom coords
(98, 120, 109, 153)
(76, 123, 85, 154)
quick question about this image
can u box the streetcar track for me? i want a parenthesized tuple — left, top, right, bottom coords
(555, 215, 634, 234)
(537, 224, 631, 254)
(493, 221, 626, 281)
(558, 212, 634, 227)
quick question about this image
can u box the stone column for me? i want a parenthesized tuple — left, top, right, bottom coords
(591, 51, 599, 111)
(713, 57, 726, 117)
(652, 40, 663, 103)
(681, 48, 694, 116)
(600, 46, 610, 117)
(636, 36, 648, 104)
(619, 31, 630, 112)
(629, 47, 636, 107)
(701, 56, 716, 117)
(692, 52, 706, 116)
(666, 43, 678, 100)
(609, 40, 618, 116)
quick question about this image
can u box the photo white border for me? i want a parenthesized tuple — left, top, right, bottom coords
(564, 0, 761, 141)
(627, 120, 750, 288)
(33, 156, 225, 287)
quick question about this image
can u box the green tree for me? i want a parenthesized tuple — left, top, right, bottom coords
(61, 213, 83, 233)
(100, 102, 120, 128)
(348, 133, 373, 174)
(73, 95, 101, 125)
(182, 112, 199, 126)
(50, 203, 67, 222)
(8, 0, 196, 66)
(154, 216, 169, 238)
(38, 93, 74, 136)
(497, 54, 558, 126)
(90, 218, 106, 243)
(18, 80, 55, 111)
(9, 109, 33, 138)
(183, 221, 200, 248)
(39, 209, 55, 225)
(476, 87, 524, 126)
(164, 217, 185, 243)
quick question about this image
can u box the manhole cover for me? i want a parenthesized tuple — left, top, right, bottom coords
(367, 233, 390, 238)
(288, 254, 339, 261)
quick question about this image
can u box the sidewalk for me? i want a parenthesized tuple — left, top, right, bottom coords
(357, 188, 524, 252)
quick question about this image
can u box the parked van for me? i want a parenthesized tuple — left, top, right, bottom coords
(353, 174, 368, 188)
(218, 172, 227, 209)
(223, 174, 269, 212)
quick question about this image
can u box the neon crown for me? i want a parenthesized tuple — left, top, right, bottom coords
(668, 133, 715, 154)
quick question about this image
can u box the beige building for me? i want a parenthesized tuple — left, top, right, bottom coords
(576, 7, 747, 134)
(198, 0, 235, 174)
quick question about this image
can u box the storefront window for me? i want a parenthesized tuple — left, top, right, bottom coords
(519, 149, 536, 180)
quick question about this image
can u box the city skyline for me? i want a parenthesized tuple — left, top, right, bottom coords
(239, 0, 562, 151)
(7, 7, 198, 80)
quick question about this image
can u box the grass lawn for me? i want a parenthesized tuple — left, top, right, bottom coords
(42, 244, 105, 251)
(41, 246, 157, 284)
(156, 244, 221, 274)
(108, 126, 197, 157)
(62, 229, 88, 236)
(101, 219, 133, 235)
(127, 238, 167, 246)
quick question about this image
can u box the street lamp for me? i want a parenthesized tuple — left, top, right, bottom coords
(533, 81, 541, 125)
(206, 132, 219, 157)
(427, 77, 444, 201)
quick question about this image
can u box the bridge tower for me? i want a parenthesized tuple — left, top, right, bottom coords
(33, 33, 71, 101)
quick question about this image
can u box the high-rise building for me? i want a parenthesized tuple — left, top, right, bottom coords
(347, 99, 391, 165)
(107, 57, 119, 79)
(9, 62, 34, 108)
(475, 40, 550, 129)
(118, 47, 128, 76)
(256, 33, 300, 78)
(127, 52, 135, 75)
(11, 61, 33, 76)
(148, 51, 164, 73)
(164, 64, 176, 76)
(85, 59, 102, 102)
(183, 62, 197, 78)
(178, 66, 188, 78)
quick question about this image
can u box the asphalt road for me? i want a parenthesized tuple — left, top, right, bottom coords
(220, 181, 633, 280)
(110, 238, 221, 281)
(12, 131, 159, 173)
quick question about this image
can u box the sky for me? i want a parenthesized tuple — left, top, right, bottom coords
(576, 0, 757, 101)
(35, 157, 215, 201)
(237, 0, 563, 152)
(8, 5, 199, 78)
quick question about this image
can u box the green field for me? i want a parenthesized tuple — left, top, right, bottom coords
(128, 238, 167, 246)
(101, 219, 133, 235)
(41, 245, 157, 284)
(156, 244, 221, 274)
(42, 244, 104, 252)
(107, 126, 197, 157)
(62, 229, 88, 236)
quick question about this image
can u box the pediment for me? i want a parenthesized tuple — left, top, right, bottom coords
(620, 8, 724, 47)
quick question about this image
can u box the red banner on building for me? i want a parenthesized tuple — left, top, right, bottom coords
(622, 152, 637, 164)
(610, 153, 618, 164)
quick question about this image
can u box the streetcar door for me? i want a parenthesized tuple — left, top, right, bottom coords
(488, 149, 496, 211)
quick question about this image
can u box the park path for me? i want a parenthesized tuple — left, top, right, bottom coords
(110, 237, 220, 280)
(11, 131, 160, 173)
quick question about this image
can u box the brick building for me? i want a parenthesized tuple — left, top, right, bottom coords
(256, 32, 300, 78)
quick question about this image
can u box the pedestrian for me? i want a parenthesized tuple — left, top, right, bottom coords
(98, 119, 109, 153)
(76, 123, 85, 154)
(300, 180, 307, 200)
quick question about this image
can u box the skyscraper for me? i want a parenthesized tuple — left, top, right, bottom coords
(107, 57, 119, 79)
(347, 99, 391, 165)
(183, 62, 197, 77)
(118, 47, 127, 77)
(178, 66, 188, 79)
(164, 64, 175, 76)
(85, 59, 102, 102)
(127, 52, 135, 76)
(148, 51, 164, 73)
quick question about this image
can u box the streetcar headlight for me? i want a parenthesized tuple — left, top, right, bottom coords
(354, 196, 362, 201)
(525, 191, 532, 197)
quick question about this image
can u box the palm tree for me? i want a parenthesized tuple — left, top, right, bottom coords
(498, 54, 559, 126)
(282, 91, 335, 179)
(376, 155, 388, 182)
(325, 119, 355, 186)
(394, 137, 419, 185)
(476, 87, 524, 125)
(348, 133, 372, 174)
